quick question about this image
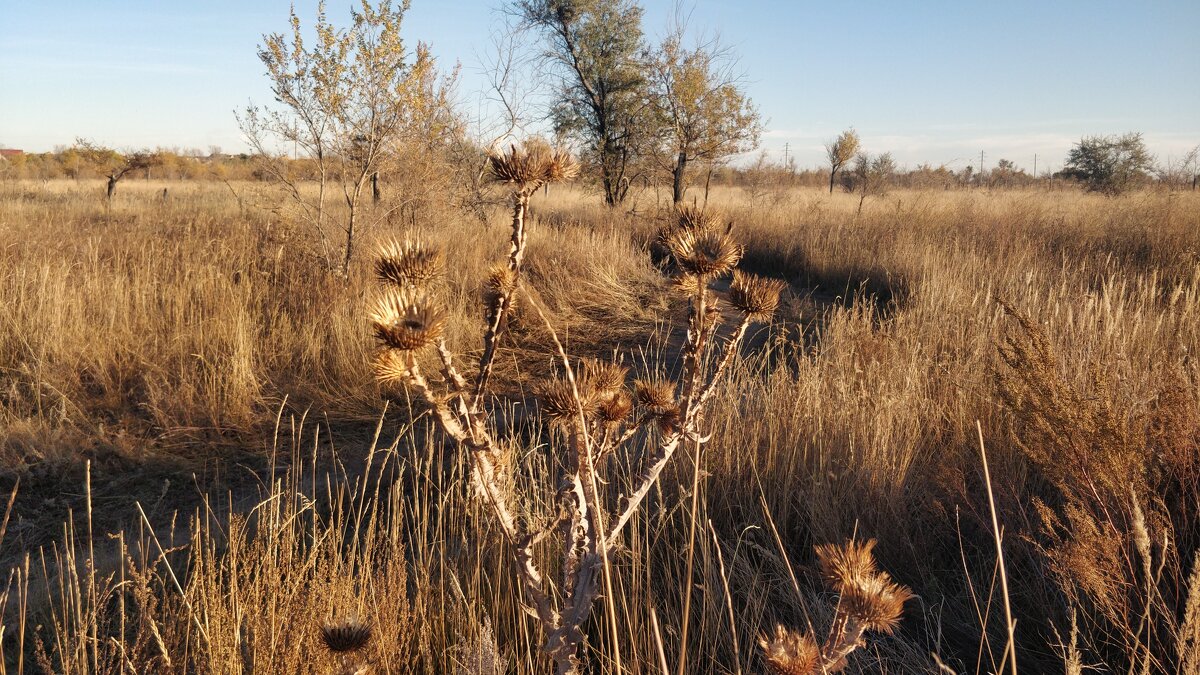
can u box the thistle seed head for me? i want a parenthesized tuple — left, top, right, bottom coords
(674, 204, 721, 233)
(320, 620, 372, 653)
(667, 229, 743, 278)
(487, 140, 579, 191)
(370, 290, 446, 351)
(837, 570, 914, 634)
(729, 270, 786, 321)
(372, 349, 413, 385)
(815, 539, 879, 593)
(580, 359, 628, 399)
(597, 390, 633, 425)
(634, 378, 678, 416)
(758, 625, 820, 675)
(374, 239, 443, 289)
(538, 377, 598, 425)
(816, 539, 913, 634)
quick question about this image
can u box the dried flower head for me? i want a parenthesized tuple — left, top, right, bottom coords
(539, 377, 597, 425)
(597, 390, 633, 425)
(674, 204, 721, 233)
(667, 229, 743, 278)
(838, 570, 914, 634)
(817, 539, 913, 634)
(634, 378, 677, 416)
(320, 620, 372, 653)
(370, 290, 446, 351)
(815, 539, 879, 593)
(729, 270, 786, 321)
(488, 140, 579, 190)
(670, 273, 706, 296)
(758, 625, 821, 675)
(372, 349, 413, 386)
(374, 239, 443, 289)
(581, 359, 628, 399)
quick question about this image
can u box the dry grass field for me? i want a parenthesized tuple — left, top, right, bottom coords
(1, 177, 1199, 673)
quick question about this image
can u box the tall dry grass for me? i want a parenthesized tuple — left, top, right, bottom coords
(1, 178, 1198, 672)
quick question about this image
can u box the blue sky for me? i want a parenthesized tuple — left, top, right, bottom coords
(1, 0, 1197, 171)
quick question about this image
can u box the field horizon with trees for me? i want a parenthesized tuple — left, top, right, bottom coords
(1, 1, 1199, 674)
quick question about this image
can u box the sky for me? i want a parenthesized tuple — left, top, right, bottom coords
(1, 0, 1197, 171)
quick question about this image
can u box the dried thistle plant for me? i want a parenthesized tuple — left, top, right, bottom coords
(759, 539, 913, 674)
(365, 145, 779, 674)
(320, 619, 373, 675)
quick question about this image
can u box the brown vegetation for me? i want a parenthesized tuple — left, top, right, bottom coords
(0, 177, 1198, 673)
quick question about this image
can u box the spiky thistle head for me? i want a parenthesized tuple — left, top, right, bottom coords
(816, 538, 913, 634)
(538, 377, 598, 425)
(597, 390, 633, 425)
(374, 239, 443, 289)
(320, 620, 372, 653)
(487, 140, 579, 191)
(634, 377, 678, 417)
(815, 539, 879, 592)
(729, 270, 786, 321)
(674, 204, 721, 233)
(483, 263, 518, 311)
(758, 625, 821, 675)
(580, 359, 628, 399)
(369, 290, 446, 351)
(667, 228, 743, 278)
(372, 349, 412, 386)
(837, 569, 914, 634)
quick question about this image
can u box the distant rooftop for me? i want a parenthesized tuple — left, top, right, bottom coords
(0, 149, 24, 158)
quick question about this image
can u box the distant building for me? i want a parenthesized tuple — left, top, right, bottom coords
(0, 149, 23, 158)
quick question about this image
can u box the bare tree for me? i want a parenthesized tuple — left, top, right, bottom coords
(825, 128, 860, 195)
(1157, 144, 1199, 191)
(851, 151, 895, 214)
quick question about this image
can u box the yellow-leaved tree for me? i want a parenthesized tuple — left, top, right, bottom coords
(649, 23, 761, 205)
(239, 0, 455, 275)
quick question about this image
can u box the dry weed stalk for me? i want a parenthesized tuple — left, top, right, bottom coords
(759, 539, 913, 674)
(366, 141, 780, 674)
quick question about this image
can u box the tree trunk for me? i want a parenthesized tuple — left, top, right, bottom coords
(371, 172, 381, 204)
(829, 166, 837, 194)
(672, 151, 687, 204)
(342, 204, 356, 276)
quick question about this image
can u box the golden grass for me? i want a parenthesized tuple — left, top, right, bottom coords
(1, 178, 1199, 673)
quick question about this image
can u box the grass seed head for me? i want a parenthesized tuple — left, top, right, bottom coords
(374, 239, 443, 289)
(758, 625, 821, 675)
(370, 290, 446, 351)
(320, 620, 372, 653)
(667, 229, 743, 278)
(730, 270, 786, 321)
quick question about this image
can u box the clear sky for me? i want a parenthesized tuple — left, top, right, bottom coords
(1, 0, 1197, 171)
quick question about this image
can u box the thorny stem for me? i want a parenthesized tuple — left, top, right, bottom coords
(474, 189, 531, 408)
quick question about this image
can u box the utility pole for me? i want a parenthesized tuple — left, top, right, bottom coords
(979, 150, 985, 187)
(782, 142, 790, 169)
(1033, 154, 1037, 181)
